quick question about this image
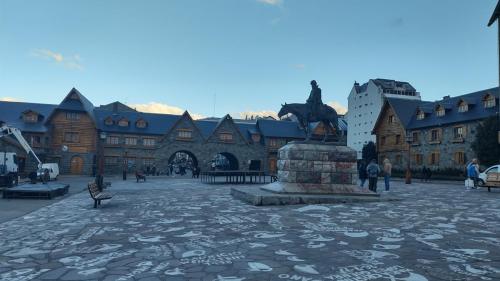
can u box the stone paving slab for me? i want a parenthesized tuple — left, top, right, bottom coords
(0, 178, 499, 280)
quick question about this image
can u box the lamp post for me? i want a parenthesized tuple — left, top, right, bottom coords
(405, 130, 412, 184)
(97, 131, 106, 190)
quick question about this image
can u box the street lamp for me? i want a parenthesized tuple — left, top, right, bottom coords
(97, 131, 106, 190)
(405, 130, 412, 184)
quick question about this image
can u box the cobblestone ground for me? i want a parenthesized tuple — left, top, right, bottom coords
(0, 178, 500, 281)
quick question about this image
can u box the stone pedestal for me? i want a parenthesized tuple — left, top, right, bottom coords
(261, 141, 376, 196)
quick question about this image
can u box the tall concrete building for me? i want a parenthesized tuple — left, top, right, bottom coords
(347, 78, 421, 159)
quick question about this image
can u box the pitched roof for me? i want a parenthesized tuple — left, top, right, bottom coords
(0, 101, 56, 132)
(256, 119, 306, 138)
(46, 88, 96, 124)
(386, 98, 422, 128)
(408, 87, 499, 129)
(95, 109, 180, 135)
(488, 1, 500, 26)
(97, 101, 136, 112)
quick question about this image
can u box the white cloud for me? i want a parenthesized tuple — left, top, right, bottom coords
(127, 102, 205, 120)
(237, 110, 278, 120)
(327, 101, 347, 115)
(0, 97, 21, 102)
(257, 0, 283, 6)
(292, 63, 305, 69)
(31, 49, 83, 70)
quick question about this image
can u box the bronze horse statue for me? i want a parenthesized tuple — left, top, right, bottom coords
(278, 102, 339, 141)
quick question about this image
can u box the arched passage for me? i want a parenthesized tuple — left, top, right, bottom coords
(212, 152, 239, 171)
(168, 150, 199, 168)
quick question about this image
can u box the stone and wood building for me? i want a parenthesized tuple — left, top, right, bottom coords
(0, 88, 340, 176)
(372, 87, 499, 171)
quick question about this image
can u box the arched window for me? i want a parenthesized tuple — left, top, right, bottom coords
(457, 101, 468, 113)
(136, 119, 147, 128)
(416, 110, 425, 120)
(118, 118, 129, 127)
(483, 94, 496, 108)
(436, 105, 445, 117)
(104, 117, 114, 126)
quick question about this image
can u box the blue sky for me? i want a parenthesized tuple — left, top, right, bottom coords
(0, 0, 498, 118)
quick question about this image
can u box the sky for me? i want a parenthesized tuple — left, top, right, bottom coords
(0, 0, 498, 119)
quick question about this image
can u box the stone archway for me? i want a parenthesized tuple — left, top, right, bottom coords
(212, 152, 239, 171)
(168, 150, 199, 168)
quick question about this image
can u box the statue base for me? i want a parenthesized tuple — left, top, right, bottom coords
(232, 142, 379, 206)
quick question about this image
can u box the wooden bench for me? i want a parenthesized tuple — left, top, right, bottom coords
(135, 171, 146, 182)
(484, 172, 500, 192)
(88, 182, 112, 208)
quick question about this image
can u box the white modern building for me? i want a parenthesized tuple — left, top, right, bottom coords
(347, 78, 421, 159)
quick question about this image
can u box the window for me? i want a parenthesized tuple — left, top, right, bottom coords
(105, 157, 118, 165)
(219, 133, 233, 142)
(388, 115, 395, 124)
(143, 138, 156, 146)
(436, 106, 445, 117)
(125, 137, 137, 146)
(66, 112, 80, 120)
(143, 158, 155, 166)
(269, 138, 278, 147)
(453, 126, 464, 140)
(416, 110, 425, 120)
(23, 113, 38, 123)
(484, 94, 496, 108)
(30, 136, 41, 147)
(412, 132, 419, 144)
(395, 155, 402, 164)
(430, 129, 440, 142)
(414, 154, 423, 165)
(395, 135, 401, 144)
(136, 119, 147, 128)
(106, 136, 119, 145)
(64, 132, 79, 143)
(251, 134, 261, 143)
(104, 117, 113, 126)
(454, 151, 465, 165)
(430, 152, 440, 165)
(458, 101, 468, 113)
(118, 119, 129, 127)
(381, 136, 386, 145)
(177, 130, 192, 139)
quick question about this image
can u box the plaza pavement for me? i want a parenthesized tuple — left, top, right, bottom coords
(0, 177, 499, 281)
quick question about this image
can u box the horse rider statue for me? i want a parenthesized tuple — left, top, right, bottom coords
(306, 80, 322, 121)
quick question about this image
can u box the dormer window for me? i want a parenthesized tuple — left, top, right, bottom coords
(136, 119, 147, 128)
(458, 101, 468, 113)
(104, 117, 114, 126)
(118, 118, 129, 127)
(23, 112, 38, 123)
(483, 94, 496, 108)
(219, 133, 233, 142)
(436, 106, 445, 117)
(251, 134, 261, 143)
(66, 112, 80, 120)
(416, 110, 425, 120)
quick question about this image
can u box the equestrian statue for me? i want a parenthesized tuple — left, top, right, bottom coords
(278, 80, 339, 141)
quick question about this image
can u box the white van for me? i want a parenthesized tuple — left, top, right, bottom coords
(37, 163, 60, 181)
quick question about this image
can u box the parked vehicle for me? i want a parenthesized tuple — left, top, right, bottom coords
(36, 163, 60, 181)
(479, 164, 500, 186)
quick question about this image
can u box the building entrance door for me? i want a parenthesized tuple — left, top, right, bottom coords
(70, 156, 84, 174)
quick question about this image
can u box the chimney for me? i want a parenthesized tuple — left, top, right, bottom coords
(443, 95, 450, 100)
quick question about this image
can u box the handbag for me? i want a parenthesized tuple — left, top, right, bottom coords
(465, 178, 474, 188)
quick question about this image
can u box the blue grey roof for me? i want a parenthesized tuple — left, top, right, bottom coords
(257, 119, 306, 138)
(338, 116, 348, 131)
(386, 98, 423, 127)
(0, 101, 56, 132)
(95, 110, 180, 135)
(408, 87, 499, 130)
(46, 88, 96, 124)
(193, 120, 218, 138)
(373, 78, 416, 92)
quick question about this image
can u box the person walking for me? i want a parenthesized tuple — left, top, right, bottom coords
(358, 160, 368, 188)
(467, 159, 480, 189)
(366, 159, 381, 192)
(383, 158, 392, 192)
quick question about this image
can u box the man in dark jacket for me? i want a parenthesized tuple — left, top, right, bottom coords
(366, 159, 380, 192)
